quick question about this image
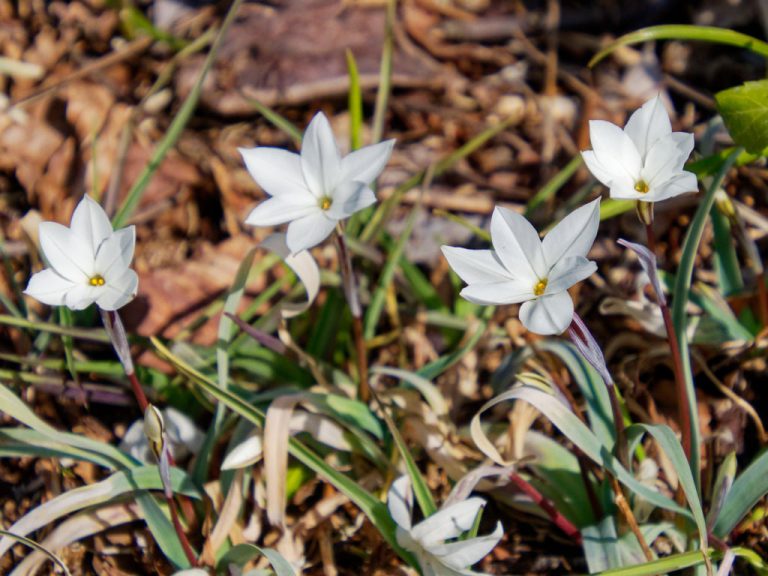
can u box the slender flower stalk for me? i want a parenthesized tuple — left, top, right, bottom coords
(145, 405, 199, 567)
(334, 225, 370, 403)
(566, 312, 629, 469)
(508, 472, 582, 544)
(643, 223, 693, 460)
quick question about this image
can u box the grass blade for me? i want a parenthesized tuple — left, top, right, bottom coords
(672, 148, 742, 490)
(346, 49, 363, 152)
(589, 25, 768, 68)
(111, 0, 246, 228)
(712, 448, 768, 538)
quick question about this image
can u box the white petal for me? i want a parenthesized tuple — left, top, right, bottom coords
(63, 284, 99, 310)
(245, 197, 319, 227)
(413, 498, 486, 547)
(24, 269, 76, 307)
(96, 269, 138, 311)
(460, 280, 534, 306)
(70, 195, 114, 257)
(490, 207, 546, 281)
(95, 227, 135, 280)
(285, 211, 337, 253)
(641, 136, 689, 187)
(300, 112, 341, 197)
(340, 139, 395, 185)
(442, 247, 511, 285)
(519, 291, 574, 335)
(39, 222, 93, 282)
(670, 131, 695, 166)
(546, 256, 597, 294)
(326, 181, 376, 219)
(542, 198, 600, 270)
(239, 147, 309, 199)
(608, 177, 644, 200)
(624, 95, 672, 159)
(388, 476, 414, 531)
(581, 150, 616, 187)
(588, 120, 642, 182)
(433, 521, 503, 569)
(649, 171, 699, 202)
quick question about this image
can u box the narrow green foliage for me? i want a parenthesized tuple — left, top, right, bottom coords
(346, 49, 363, 152)
(672, 148, 741, 490)
(371, 0, 395, 145)
(374, 391, 438, 518)
(710, 204, 744, 296)
(713, 448, 768, 538)
(111, 0, 245, 228)
(525, 155, 584, 216)
(590, 549, 711, 576)
(242, 96, 303, 147)
(590, 25, 768, 67)
(364, 206, 420, 339)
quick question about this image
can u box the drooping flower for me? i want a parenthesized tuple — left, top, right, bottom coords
(581, 95, 697, 203)
(388, 475, 503, 576)
(24, 195, 138, 311)
(240, 112, 395, 253)
(442, 199, 600, 335)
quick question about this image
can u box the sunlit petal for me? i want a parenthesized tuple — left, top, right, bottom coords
(340, 139, 395, 184)
(588, 120, 642, 182)
(95, 269, 138, 311)
(326, 181, 376, 219)
(245, 197, 319, 227)
(519, 291, 574, 335)
(623, 95, 672, 159)
(301, 112, 342, 197)
(388, 476, 414, 531)
(412, 498, 485, 547)
(490, 207, 546, 280)
(39, 222, 92, 282)
(542, 198, 600, 269)
(70, 195, 113, 257)
(441, 247, 511, 285)
(239, 147, 310, 199)
(24, 269, 76, 307)
(546, 256, 597, 294)
(285, 212, 337, 253)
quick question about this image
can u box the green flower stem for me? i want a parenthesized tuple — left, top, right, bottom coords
(645, 223, 693, 462)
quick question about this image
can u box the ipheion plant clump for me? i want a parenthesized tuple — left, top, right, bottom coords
(25, 195, 138, 311)
(442, 198, 601, 335)
(240, 111, 395, 253)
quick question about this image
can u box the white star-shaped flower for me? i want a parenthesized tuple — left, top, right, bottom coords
(581, 95, 697, 202)
(24, 195, 138, 311)
(240, 112, 395, 253)
(388, 476, 503, 576)
(442, 199, 600, 336)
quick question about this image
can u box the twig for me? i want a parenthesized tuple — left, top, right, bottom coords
(609, 475, 654, 561)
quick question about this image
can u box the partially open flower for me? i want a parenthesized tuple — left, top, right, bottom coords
(581, 95, 697, 203)
(24, 195, 138, 311)
(241, 112, 395, 253)
(442, 199, 600, 336)
(388, 475, 503, 576)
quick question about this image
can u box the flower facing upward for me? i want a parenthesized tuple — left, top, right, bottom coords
(240, 112, 395, 253)
(388, 476, 503, 576)
(442, 199, 600, 336)
(581, 95, 697, 203)
(25, 195, 138, 311)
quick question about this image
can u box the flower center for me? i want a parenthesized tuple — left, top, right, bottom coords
(533, 278, 548, 296)
(319, 196, 333, 211)
(634, 179, 650, 194)
(89, 275, 105, 287)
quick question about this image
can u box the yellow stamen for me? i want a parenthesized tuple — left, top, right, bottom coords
(319, 196, 333, 210)
(89, 275, 105, 287)
(533, 278, 547, 296)
(634, 180, 650, 194)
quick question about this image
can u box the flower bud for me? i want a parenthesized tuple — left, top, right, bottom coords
(635, 200, 654, 226)
(144, 404, 165, 459)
